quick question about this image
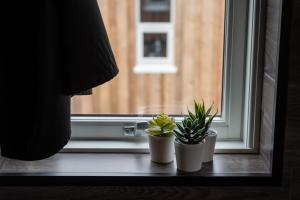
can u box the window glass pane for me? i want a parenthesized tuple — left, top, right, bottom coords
(71, 0, 225, 115)
(141, 0, 171, 22)
(144, 33, 167, 57)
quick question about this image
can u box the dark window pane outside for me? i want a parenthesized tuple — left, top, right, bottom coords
(141, 0, 171, 22)
(144, 33, 167, 57)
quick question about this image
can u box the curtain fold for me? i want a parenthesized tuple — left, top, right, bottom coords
(0, 0, 118, 161)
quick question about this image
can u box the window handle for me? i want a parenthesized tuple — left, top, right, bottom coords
(123, 126, 136, 136)
(123, 122, 148, 137)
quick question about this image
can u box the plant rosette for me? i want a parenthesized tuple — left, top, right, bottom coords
(145, 113, 176, 163)
(174, 101, 217, 172)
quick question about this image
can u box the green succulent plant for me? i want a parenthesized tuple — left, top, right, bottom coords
(174, 101, 217, 144)
(145, 113, 176, 137)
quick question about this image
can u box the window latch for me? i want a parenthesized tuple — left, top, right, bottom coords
(123, 125, 136, 136)
(123, 122, 148, 137)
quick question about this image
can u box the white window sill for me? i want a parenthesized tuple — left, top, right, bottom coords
(133, 64, 177, 74)
(62, 140, 255, 154)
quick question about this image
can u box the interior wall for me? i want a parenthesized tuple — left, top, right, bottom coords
(260, 0, 282, 170)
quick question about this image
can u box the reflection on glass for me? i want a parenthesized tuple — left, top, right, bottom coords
(141, 0, 171, 22)
(144, 33, 167, 57)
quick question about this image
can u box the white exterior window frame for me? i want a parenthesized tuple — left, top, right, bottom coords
(134, 0, 177, 74)
(67, 0, 265, 154)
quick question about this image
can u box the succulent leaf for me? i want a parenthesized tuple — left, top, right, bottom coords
(145, 113, 176, 137)
(174, 101, 217, 144)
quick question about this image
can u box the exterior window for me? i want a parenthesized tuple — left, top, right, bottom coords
(134, 0, 176, 74)
(140, 0, 171, 22)
(70, 0, 262, 153)
(143, 33, 167, 57)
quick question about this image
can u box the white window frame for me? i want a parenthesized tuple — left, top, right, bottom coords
(134, 0, 177, 74)
(67, 0, 265, 154)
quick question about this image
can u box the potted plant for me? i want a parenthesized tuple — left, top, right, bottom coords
(202, 129, 218, 163)
(174, 101, 217, 172)
(145, 113, 176, 163)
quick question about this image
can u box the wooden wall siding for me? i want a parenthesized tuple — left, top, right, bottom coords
(71, 0, 225, 115)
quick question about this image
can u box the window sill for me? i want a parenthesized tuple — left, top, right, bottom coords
(0, 140, 274, 186)
(0, 152, 271, 186)
(133, 64, 177, 74)
(62, 140, 256, 154)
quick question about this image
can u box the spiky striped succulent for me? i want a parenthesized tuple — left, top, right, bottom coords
(145, 113, 176, 137)
(174, 101, 217, 144)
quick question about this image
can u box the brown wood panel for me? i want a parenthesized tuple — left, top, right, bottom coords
(95, 0, 113, 113)
(71, 0, 225, 115)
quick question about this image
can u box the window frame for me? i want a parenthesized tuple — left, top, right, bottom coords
(70, 0, 265, 154)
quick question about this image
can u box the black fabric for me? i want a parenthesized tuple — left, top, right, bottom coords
(0, 0, 118, 161)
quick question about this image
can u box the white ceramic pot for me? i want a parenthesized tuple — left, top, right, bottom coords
(175, 140, 205, 172)
(148, 135, 175, 163)
(203, 130, 217, 163)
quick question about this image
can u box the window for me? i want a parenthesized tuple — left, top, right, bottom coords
(70, 0, 263, 153)
(143, 33, 167, 58)
(134, 0, 176, 74)
(140, 0, 171, 22)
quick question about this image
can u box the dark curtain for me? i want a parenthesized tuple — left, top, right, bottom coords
(0, 0, 118, 161)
